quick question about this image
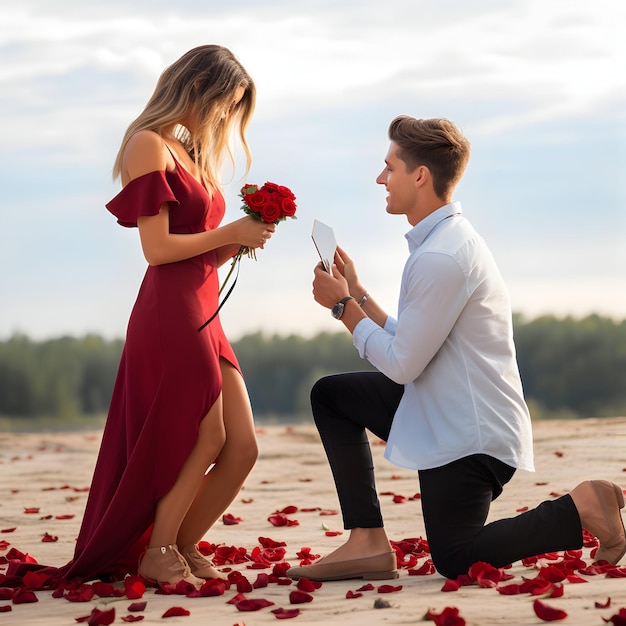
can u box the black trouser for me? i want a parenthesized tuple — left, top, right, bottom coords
(311, 371, 583, 579)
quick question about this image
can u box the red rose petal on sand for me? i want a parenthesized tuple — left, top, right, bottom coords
(278, 506, 298, 515)
(377, 584, 402, 593)
(533, 599, 568, 621)
(1, 528, 17, 533)
(121, 617, 144, 623)
(236, 577, 253, 593)
(65, 585, 95, 602)
(271, 608, 301, 619)
(162, 606, 190, 617)
(124, 577, 146, 600)
(537, 565, 568, 583)
(297, 578, 322, 592)
(392, 495, 407, 504)
(272, 562, 291, 577)
(425, 606, 465, 626)
(346, 590, 363, 599)
(24, 507, 40, 514)
(468, 561, 509, 586)
(128, 602, 147, 612)
(268, 514, 299, 527)
(549, 583, 565, 598)
(227, 592, 247, 605)
(356, 583, 375, 591)
(253, 573, 270, 589)
(520, 578, 553, 596)
(235, 598, 275, 612)
(259, 537, 287, 549)
(196, 579, 227, 597)
(223, 513, 242, 525)
(91, 582, 122, 598)
(441, 579, 460, 592)
(566, 574, 588, 584)
(42, 532, 58, 543)
(496, 583, 523, 595)
(157, 579, 197, 596)
(12, 588, 39, 604)
(325, 531, 343, 537)
(296, 547, 320, 561)
(595, 597, 611, 609)
(77, 607, 116, 625)
(0, 605, 11, 612)
(289, 590, 313, 604)
(408, 560, 435, 575)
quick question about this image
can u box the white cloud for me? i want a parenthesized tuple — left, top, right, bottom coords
(0, 0, 624, 340)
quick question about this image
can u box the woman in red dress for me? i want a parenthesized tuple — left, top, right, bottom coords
(63, 45, 276, 587)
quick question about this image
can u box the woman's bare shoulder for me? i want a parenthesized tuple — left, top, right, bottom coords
(121, 130, 169, 184)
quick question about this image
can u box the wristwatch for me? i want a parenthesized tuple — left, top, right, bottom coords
(331, 296, 354, 320)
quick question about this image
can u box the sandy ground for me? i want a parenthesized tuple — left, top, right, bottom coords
(1, 418, 626, 626)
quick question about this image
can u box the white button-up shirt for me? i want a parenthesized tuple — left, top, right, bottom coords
(353, 202, 534, 472)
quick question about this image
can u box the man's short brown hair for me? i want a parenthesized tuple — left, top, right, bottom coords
(388, 116, 470, 199)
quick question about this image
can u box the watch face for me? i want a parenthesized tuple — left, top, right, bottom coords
(331, 302, 344, 319)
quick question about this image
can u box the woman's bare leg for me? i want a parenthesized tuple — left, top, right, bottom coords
(177, 359, 258, 546)
(148, 393, 227, 548)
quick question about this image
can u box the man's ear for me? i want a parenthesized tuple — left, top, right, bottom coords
(413, 165, 430, 188)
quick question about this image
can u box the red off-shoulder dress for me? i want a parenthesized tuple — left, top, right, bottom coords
(62, 161, 240, 581)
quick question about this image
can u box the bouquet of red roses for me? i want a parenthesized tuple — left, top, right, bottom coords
(240, 181, 297, 225)
(238, 182, 297, 260)
(198, 181, 297, 331)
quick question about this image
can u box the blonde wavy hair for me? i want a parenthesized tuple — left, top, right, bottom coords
(112, 45, 256, 195)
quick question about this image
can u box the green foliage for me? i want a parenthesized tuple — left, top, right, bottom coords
(513, 314, 626, 418)
(0, 314, 625, 423)
(233, 332, 374, 416)
(0, 334, 123, 420)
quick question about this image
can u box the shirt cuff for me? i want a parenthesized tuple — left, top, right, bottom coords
(353, 316, 397, 359)
(353, 318, 378, 358)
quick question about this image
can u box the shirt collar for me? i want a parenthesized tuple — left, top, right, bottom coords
(405, 201, 462, 252)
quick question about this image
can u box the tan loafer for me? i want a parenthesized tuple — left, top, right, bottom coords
(286, 551, 398, 582)
(571, 480, 626, 564)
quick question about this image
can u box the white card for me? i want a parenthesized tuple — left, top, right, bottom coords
(311, 219, 337, 273)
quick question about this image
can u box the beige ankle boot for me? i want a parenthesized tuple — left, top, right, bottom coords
(570, 480, 626, 564)
(180, 543, 223, 579)
(138, 544, 204, 588)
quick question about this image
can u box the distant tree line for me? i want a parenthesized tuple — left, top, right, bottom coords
(0, 314, 625, 423)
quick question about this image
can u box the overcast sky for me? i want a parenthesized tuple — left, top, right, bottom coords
(1, 0, 624, 342)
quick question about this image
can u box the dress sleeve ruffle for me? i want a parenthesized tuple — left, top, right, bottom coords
(106, 170, 180, 228)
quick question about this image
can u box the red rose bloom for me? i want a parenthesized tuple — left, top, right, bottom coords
(260, 201, 282, 223)
(263, 182, 282, 193)
(244, 189, 270, 212)
(281, 197, 297, 216)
